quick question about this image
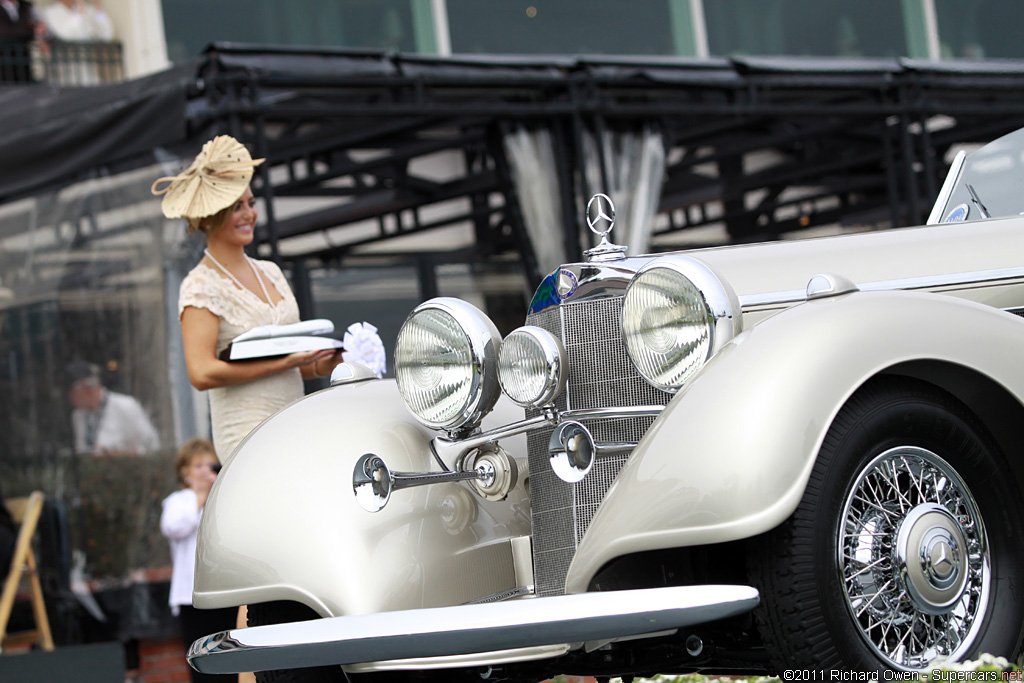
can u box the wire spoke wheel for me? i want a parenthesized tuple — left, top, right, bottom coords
(839, 446, 989, 669)
(748, 378, 1023, 673)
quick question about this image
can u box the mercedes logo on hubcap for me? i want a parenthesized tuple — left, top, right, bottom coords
(933, 540, 954, 581)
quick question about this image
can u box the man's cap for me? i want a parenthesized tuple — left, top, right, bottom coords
(66, 360, 101, 386)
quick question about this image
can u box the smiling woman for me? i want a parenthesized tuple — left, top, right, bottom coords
(154, 135, 346, 683)
(152, 136, 343, 464)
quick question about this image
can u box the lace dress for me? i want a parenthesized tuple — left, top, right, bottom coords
(178, 260, 304, 463)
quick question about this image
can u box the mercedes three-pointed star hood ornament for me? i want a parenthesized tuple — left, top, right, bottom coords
(584, 193, 627, 262)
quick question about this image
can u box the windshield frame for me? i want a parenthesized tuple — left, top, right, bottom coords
(927, 127, 1024, 226)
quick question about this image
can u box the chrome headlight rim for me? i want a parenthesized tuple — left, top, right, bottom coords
(498, 325, 567, 408)
(621, 257, 741, 393)
(394, 297, 501, 432)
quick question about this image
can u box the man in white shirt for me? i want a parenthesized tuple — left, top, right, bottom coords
(67, 361, 160, 456)
(40, 0, 114, 84)
(40, 0, 112, 41)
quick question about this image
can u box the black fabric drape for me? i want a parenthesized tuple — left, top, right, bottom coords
(0, 61, 196, 201)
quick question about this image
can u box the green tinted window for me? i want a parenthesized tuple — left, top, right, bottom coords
(163, 0, 418, 63)
(446, 0, 677, 56)
(935, 0, 1024, 59)
(705, 0, 909, 57)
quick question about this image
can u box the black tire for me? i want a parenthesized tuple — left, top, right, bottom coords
(247, 602, 345, 683)
(749, 377, 1024, 673)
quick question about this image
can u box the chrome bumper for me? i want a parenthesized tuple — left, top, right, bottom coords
(188, 584, 759, 674)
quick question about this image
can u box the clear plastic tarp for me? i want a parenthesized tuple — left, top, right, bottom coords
(0, 152, 195, 639)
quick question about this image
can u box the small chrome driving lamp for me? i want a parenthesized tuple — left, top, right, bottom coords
(497, 326, 567, 409)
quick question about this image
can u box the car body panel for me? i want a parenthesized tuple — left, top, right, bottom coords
(565, 289, 1024, 594)
(682, 216, 1024, 315)
(193, 379, 532, 616)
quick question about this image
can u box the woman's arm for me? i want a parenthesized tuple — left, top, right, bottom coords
(180, 305, 333, 391)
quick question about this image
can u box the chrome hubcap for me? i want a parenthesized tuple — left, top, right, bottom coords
(839, 447, 989, 669)
(895, 504, 968, 614)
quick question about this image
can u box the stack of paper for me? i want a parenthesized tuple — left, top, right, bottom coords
(220, 319, 343, 361)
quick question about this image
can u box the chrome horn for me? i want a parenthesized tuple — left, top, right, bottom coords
(353, 453, 496, 513)
(548, 420, 596, 483)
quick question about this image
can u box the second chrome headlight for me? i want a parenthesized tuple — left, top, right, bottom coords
(394, 298, 501, 432)
(621, 259, 740, 393)
(498, 326, 566, 408)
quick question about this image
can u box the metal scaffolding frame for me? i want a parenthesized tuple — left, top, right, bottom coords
(5, 47, 1024, 303)
(188, 47, 1024, 295)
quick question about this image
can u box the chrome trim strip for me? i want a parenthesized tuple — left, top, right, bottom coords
(465, 586, 536, 604)
(188, 584, 760, 674)
(431, 406, 666, 468)
(594, 442, 639, 457)
(739, 288, 820, 308)
(345, 643, 571, 674)
(562, 406, 666, 421)
(434, 413, 558, 469)
(926, 149, 967, 225)
(740, 266, 1024, 309)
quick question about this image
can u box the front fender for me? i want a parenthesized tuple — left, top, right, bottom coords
(194, 379, 532, 617)
(566, 289, 1024, 593)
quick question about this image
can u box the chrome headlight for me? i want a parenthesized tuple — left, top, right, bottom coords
(498, 326, 567, 408)
(394, 298, 501, 431)
(621, 259, 740, 393)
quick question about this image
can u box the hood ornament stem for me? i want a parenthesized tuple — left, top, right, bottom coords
(584, 193, 628, 262)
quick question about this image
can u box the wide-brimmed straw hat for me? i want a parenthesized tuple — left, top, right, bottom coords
(151, 136, 264, 220)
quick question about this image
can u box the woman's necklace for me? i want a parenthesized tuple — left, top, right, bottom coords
(203, 248, 280, 324)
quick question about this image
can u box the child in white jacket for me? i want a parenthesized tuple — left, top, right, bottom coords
(160, 438, 235, 682)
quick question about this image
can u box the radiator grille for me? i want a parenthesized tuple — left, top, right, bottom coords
(526, 296, 670, 596)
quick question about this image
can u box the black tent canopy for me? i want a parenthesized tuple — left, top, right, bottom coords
(3, 45, 1024, 286)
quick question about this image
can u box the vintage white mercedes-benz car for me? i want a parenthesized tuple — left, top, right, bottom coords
(188, 127, 1024, 680)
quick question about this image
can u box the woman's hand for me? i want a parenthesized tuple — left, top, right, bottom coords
(300, 349, 344, 380)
